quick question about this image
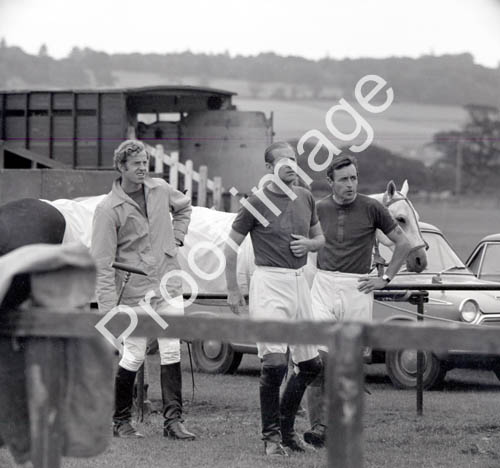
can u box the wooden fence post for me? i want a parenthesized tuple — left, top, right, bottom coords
(229, 188, 240, 213)
(25, 338, 65, 468)
(185, 160, 193, 198)
(198, 165, 208, 207)
(169, 151, 179, 190)
(154, 144, 164, 174)
(326, 323, 365, 468)
(213, 176, 222, 210)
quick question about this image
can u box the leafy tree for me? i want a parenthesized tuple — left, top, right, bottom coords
(291, 138, 431, 194)
(432, 104, 500, 193)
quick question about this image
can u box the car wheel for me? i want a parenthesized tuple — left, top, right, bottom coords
(386, 349, 446, 390)
(191, 340, 243, 374)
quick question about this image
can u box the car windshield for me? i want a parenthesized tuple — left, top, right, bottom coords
(378, 231, 469, 275)
(478, 243, 500, 281)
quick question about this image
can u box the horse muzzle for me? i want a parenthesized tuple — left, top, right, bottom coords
(406, 244, 428, 273)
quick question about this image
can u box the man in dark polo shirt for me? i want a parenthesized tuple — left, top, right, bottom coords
(224, 141, 325, 457)
(304, 154, 411, 447)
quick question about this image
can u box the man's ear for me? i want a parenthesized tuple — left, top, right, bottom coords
(326, 176, 334, 187)
(265, 162, 274, 173)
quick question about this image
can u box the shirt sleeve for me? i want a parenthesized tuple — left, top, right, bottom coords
(90, 204, 118, 315)
(167, 184, 192, 243)
(372, 201, 397, 235)
(309, 192, 319, 227)
(231, 201, 256, 236)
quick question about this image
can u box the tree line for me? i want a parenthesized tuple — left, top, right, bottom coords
(294, 102, 500, 196)
(1, 40, 499, 107)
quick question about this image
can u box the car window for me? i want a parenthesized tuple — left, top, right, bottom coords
(378, 231, 467, 274)
(467, 244, 484, 276)
(478, 243, 500, 282)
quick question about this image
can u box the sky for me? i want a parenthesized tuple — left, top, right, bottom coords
(1, 0, 500, 67)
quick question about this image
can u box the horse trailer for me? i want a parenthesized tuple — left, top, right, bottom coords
(0, 86, 274, 202)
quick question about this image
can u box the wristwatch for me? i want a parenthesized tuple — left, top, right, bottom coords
(381, 274, 392, 284)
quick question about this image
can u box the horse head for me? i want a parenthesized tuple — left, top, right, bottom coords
(372, 180, 428, 273)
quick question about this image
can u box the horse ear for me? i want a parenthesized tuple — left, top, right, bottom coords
(401, 180, 409, 197)
(384, 180, 396, 203)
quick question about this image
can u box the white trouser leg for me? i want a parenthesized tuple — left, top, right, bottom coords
(157, 294, 184, 365)
(120, 336, 147, 372)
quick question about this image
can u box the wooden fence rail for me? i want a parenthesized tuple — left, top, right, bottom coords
(3, 307, 500, 468)
(148, 144, 223, 210)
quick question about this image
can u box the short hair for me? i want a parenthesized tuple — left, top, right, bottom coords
(326, 154, 358, 180)
(113, 139, 149, 171)
(264, 141, 294, 164)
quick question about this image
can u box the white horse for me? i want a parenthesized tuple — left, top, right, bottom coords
(44, 180, 427, 295)
(370, 180, 427, 274)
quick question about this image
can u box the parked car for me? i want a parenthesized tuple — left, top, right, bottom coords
(373, 222, 500, 389)
(188, 222, 500, 390)
(465, 233, 500, 283)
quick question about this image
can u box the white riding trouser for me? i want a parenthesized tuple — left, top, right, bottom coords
(119, 296, 184, 371)
(311, 269, 373, 353)
(249, 266, 319, 364)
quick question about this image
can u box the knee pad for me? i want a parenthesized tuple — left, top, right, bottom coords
(260, 353, 288, 387)
(297, 356, 323, 386)
(310, 350, 328, 385)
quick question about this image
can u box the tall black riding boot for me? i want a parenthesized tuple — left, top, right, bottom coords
(260, 359, 288, 443)
(161, 363, 196, 440)
(113, 366, 144, 438)
(280, 356, 322, 451)
(305, 352, 328, 447)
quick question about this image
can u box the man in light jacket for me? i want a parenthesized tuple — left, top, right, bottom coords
(91, 139, 195, 440)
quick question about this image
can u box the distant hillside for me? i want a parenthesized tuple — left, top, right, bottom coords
(1, 41, 499, 107)
(235, 98, 466, 161)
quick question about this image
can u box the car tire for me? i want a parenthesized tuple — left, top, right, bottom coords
(386, 349, 446, 390)
(191, 340, 243, 374)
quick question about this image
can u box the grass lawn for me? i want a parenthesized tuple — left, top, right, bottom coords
(3, 350, 500, 468)
(413, 201, 500, 259)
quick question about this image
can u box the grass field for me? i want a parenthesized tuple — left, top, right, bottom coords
(413, 201, 500, 260)
(3, 352, 500, 468)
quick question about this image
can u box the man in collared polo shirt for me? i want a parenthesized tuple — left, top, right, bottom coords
(91, 139, 196, 441)
(304, 154, 411, 447)
(224, 141, 325, 457)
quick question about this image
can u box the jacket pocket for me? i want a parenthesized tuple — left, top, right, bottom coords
(163, 243, 178, 257)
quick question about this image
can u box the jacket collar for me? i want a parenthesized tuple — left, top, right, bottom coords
(109, 176, 163, 207)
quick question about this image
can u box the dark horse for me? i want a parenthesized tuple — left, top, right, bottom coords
(0, 198, 66, 309)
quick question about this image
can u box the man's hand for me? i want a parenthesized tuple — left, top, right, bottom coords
(290, 234, 310, 257)
(357, 276, 389, 294)
(227, 289, 246, 315)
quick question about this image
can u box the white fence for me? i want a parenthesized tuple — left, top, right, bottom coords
(148, 144, 223, 210)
